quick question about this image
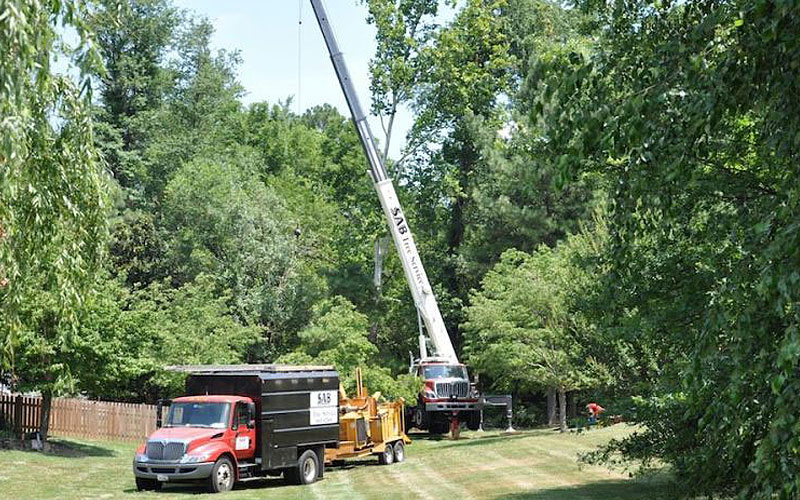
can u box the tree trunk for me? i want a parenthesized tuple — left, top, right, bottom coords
(443, 128, 478, 353)
(368, 323, 379, 344)
(546, 387, 557, 426)
(558, 387, 567, 433)
(568, 391, 578, 420)
(369, 236, 389, 344)
(39, 390, 52, 443)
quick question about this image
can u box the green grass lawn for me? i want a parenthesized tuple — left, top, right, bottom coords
(0, 425, 675, 500)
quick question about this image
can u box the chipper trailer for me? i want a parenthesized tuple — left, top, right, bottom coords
(132, 364, 409, 493)
(310, 0, 513, 436)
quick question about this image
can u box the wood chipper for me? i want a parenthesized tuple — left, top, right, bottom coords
(326, 368, 410, 466)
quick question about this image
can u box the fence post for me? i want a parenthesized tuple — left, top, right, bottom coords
(13, 395, 23, 439)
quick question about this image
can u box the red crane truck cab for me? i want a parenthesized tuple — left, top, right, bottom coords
(134, 395, 256, 492)
(407, 358, 481, 434)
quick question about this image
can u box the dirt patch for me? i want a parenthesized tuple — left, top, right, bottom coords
(0, 437, 28, 451)
(0, 437, 111, 457)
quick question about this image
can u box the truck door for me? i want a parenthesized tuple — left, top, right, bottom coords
(232, 401, 256, 461)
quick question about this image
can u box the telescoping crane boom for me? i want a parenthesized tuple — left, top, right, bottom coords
(310, 0, 512, 436)
(309, 0, 456, 362)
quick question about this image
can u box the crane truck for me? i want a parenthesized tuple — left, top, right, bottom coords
(310, 0, 512, 436)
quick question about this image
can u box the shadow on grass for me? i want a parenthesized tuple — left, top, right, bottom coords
(44, 438, 116, 458)
(121, 475, 333, 495)
(326, 457, 389, 470)
(495, 476, 677, 500)
(407, 431, 446, 441)
(430, 432, 535, 450)
(0, 436, 116, 458)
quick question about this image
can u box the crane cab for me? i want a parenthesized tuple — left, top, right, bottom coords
(407, 357, 480, 434)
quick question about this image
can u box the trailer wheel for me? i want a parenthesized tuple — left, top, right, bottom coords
(135, 478, 162, 491)
(207, 456, 235, 493)
(288, 450, 319, 485)
(378, 444, 395, 465)
(392, 441, 405, 463)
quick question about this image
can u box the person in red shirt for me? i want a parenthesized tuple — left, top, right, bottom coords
(586, 402, 605, 425)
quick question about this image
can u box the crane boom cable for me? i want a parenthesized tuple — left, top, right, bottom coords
(297, 0, 303, 114)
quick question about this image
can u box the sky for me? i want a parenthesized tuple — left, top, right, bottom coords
(172, 0, 416, 160)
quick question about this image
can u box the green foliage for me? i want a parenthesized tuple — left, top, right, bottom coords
(130, 275, 259, 396)
(10, 273, 258, 402)
(0, 0, 110, 375)
(109, 210, 168, 287)
(162, 151, 325, 355)
(364, 0, 438, 118)
(90, 0, 178, 203)
(293, 296, 379, 369)
(363, 0, 440, 156)
(279, 297, 422, 403)
(412, 0, 515, 138)
(463, 229, 608, 395)
(464, 113, 598, 276)
(69, 277, 159, 401)
(531, 0, 800, 497)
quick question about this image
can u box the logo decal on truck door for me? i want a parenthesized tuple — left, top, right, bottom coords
(235, 436, 250, 450)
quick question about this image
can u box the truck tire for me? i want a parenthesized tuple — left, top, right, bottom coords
(207, 456, 235, 493)
(429, 421, 449, 435)
(467, 410, 481, 431)
(378, 444, 395, 465)
(287, 450, 319, 485)
(135, 478, 162, 491)
(404, 407, 414, 430)
(392, 441, 405, 463)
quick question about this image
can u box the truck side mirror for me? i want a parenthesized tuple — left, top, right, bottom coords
(155, 399, 172, 429)
(247, 402, 256, 429)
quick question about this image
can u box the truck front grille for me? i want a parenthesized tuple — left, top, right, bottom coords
(146, 440, 186, 461)
(435, 381, 469, 398)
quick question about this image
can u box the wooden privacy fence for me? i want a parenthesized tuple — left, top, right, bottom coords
(0, 393, 157, 441)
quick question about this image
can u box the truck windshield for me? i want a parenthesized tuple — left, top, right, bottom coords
(165, 402, 231, 428)
(423, 365, 468, 379)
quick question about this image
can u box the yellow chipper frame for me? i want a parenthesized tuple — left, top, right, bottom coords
(326, 368, 411, 466)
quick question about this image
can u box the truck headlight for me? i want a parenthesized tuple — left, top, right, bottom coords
(135, 453, 148, 463)
(180, 452, 211, 463)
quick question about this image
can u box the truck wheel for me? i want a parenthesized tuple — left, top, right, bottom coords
(207, 456, 235, 493)
(413, 410, 424, 430)
(467, 411, 481, 431)
(135, 478, 162, 491)
(378, 444, 395, 465)
(290, 450, 319, 485)
(429, 421, 448, 435)
(392, 441, 405, 463)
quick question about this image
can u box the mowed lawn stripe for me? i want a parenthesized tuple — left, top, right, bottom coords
(318, 465, 368, 500)
(403, 456, 478, 500)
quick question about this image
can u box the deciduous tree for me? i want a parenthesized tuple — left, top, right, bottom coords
(0, 0, 110, 440)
